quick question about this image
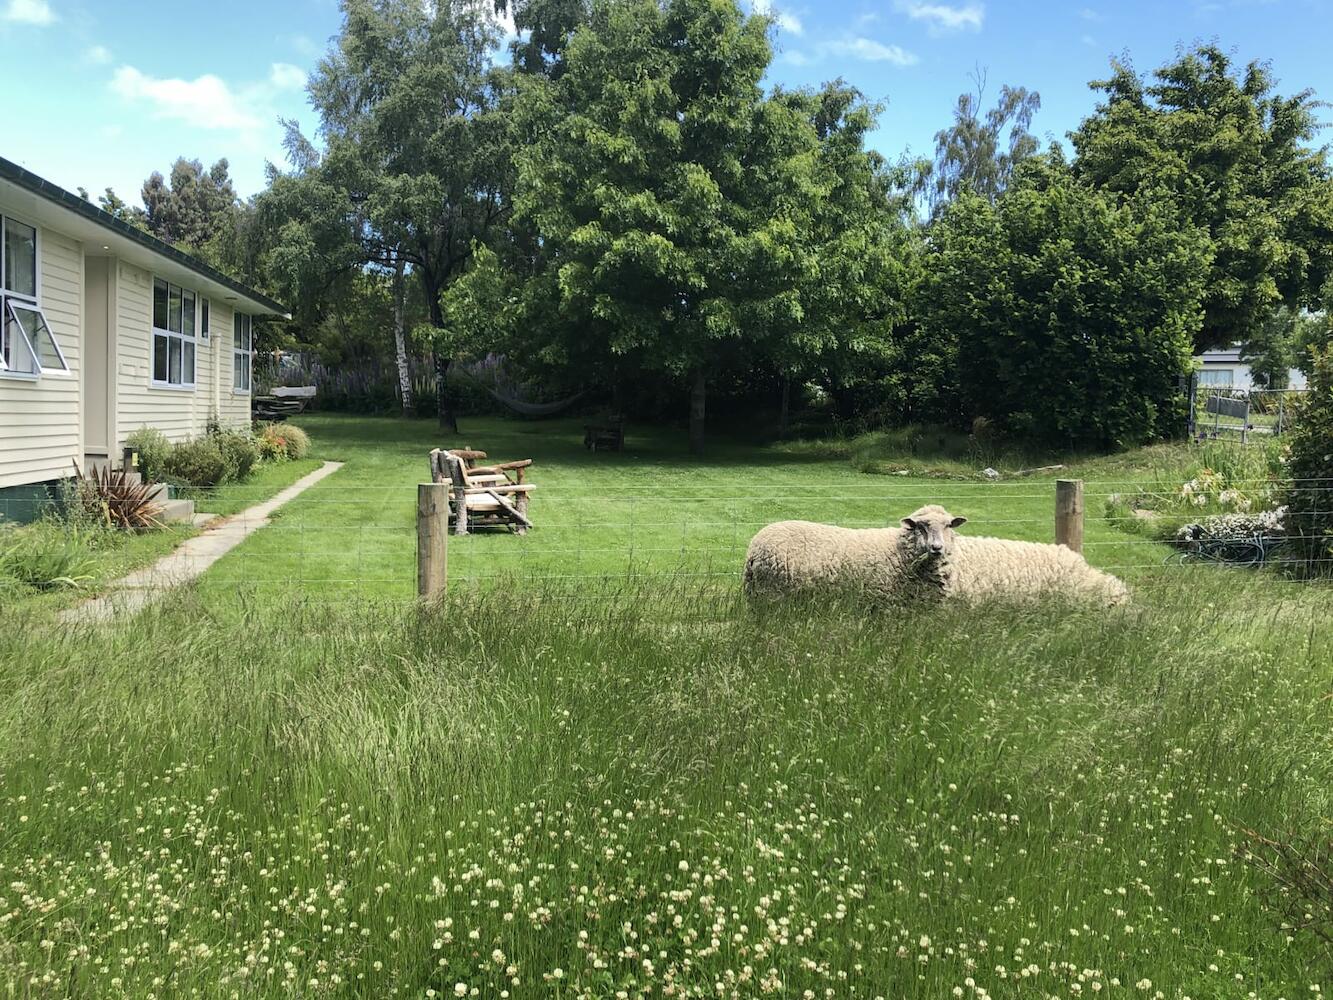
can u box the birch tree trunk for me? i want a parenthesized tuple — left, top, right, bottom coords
(392, 257, 413, 414)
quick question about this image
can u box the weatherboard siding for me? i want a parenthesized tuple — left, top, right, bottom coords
(214, 301, 252, 429)
(0, 225, 82, 490)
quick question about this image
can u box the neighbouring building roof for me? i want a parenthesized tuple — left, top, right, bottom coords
(0, 155, 288, 318)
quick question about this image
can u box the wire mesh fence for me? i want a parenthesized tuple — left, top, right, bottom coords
(7, 475, 1330, 615)
(1190, 386, 1309, 442)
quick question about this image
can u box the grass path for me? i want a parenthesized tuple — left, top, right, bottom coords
(196, 413, 1196, 603)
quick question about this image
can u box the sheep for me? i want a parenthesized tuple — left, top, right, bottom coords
(742, 503, 1129, 608)
(898, 504, 1130, 607)
(741, 504, 967, 603)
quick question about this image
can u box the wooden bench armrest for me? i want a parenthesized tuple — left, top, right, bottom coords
(455, 483, 535, 494)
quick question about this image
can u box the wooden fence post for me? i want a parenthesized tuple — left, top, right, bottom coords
(1055, 479, 1084, 554)
(417, 482, 448, 600)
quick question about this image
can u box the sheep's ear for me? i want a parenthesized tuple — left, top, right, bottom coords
(949, 516, 968, 528)
(900, 517, 917, 530)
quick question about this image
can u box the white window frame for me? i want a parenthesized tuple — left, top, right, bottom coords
(1198, 369, 1234, 388)
(200, 296, 210, 342)
(233, 312, 253, 394)
(1, 213, 69, 380)
(150, 276, 198, 391)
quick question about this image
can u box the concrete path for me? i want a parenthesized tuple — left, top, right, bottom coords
(61, 460, 344, 624)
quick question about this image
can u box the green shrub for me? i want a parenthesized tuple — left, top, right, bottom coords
(0, 524, 99, 590)
(256, 422, 311, 461)
(212, 428, 260, 482)
(163, 438, 230, 488)
(1281, 347, 1333, 572)
(125, 427, 172, 483)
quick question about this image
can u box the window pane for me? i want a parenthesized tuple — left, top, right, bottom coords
(9, 303, 68, 372)
(168, 284, 183, 334)
(200, 298, 210, 338)
(182, 290, 196, 337)
(153, 278, 169, 329)
(4, 219, 37, 299)
(169, 337, 182, 384)
(154, 334, 169, 382)
(183, 340, 195, 384)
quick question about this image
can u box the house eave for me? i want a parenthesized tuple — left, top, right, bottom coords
(0, 154, 290, 319)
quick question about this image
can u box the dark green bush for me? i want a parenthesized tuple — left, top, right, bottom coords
(212, 428, 260, 482)
(163, 438, 230, 488)
(1281, 347, 1333, 573)
(125, 427, 172, 483)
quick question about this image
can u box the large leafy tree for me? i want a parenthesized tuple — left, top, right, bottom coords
(1071, 45, 1333, 353)
(281, 0, 514, 430)
(766, 81, 922, 424)
(929, 72, 1041, 216)
(140, 158, 241, 253)
(923, 157, 1211, 449)
(515, 0, 832, 452)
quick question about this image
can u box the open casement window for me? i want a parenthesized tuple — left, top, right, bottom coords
(233, 313, 253, 393)
(151, 277, 197, 388)
(2, 298, 70, 376)
(1, 214, 68, 378)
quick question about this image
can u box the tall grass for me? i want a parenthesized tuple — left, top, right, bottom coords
(2, 576, 1331, 996)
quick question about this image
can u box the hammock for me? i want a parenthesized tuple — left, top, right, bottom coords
(485, 385, 587, 416)
(454, 359, 587, 416)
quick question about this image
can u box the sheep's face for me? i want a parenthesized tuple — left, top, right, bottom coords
(900, 505, 967, 562)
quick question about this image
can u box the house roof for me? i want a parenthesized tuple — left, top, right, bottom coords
(0, 155, 288, 318)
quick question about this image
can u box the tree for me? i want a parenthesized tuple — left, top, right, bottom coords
(929, 70, 1040, 216)
(515, 0, 830, 452)
(292, 0, 514, 431)
(922, 157, 1211, 450)
(765, 81, 924, 426)
(1281, 346, 1333, 574)
(140, 158, 240, 252)
(1240, 306, 1300, 389)
(1071, 45, 1333, 352)
(497, 0, 590, 75)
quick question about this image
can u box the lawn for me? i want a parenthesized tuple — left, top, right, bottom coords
(3, 578, 1332, 996)
(5, 413, 1331, 997)
(0, 456, 325, 622)
(193, 412, 1219, 604)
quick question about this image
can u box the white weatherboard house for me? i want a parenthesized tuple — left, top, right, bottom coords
(0, 155, 287, 519)
(1195, 346, 1309, 391)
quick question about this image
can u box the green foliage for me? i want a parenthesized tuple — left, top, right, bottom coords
(1240, 306, 1301, 389)
(512, 0, 915, 447)
(139, 157, 241, 257)
(923, 157, 1210, 449)
(1280, 346, 1333, 572)
(0, 524, 100, 590)
(163, 438, 230, 489)
(1071, 44, 1333, 351)
(3, 579, 1333, 990)
(929, 73, 1041, 215)
(255, 423, 311, 462)
(125, 427, 173, 484)
(211, 427, 261, 482)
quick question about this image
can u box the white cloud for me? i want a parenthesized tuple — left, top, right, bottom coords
(893, 0, 983, 33)
(1080, 32, 1098, 46)
(2, 0, 56, 25)
(752, 0, 804, 36)
(1079, 6, 1104, 20)
(780, 48, 812, 66)
(822, 36, 919, 65)
(291, 34, 320, 58)
(84, 44, 113, 65)
(110, 66, 262, 131)
(269, 62, 307, 90)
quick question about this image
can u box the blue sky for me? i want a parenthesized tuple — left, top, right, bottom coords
(1, 0, 1330, 201)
